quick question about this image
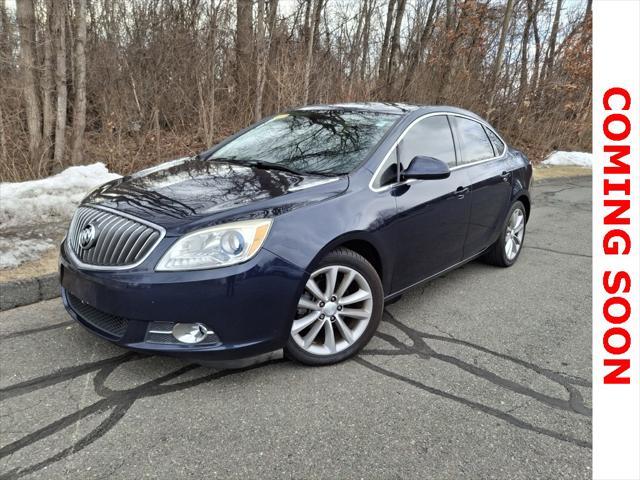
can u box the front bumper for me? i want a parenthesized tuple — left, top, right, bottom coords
(60, 244, 306, 360)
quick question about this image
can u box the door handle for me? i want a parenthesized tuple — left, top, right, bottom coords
(456, 186, 469, 199)
(501, 171, 512, 181)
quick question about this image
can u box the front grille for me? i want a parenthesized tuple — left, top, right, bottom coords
(67, 293, 128, 339)
(67, 206, 163, 268)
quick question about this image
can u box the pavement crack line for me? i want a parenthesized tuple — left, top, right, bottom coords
(0, 357, 285, 479)
(0, 304, 591, 472)
(354, 356, 590, 449)
(526, 245, 592, 259)
(0, 321, 74, 340)
(358, 310, 591, 449)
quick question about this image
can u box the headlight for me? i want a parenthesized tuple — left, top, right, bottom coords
(156, 219, 272, 271)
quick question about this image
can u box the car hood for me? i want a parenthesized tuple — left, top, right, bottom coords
(84, 156, 348, 235)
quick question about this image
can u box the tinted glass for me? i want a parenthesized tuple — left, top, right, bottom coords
(453, 117, 495, 164)
(210, 110, 398, 175)
(485, 127, 505, 156)
(398, 115, 456, 169)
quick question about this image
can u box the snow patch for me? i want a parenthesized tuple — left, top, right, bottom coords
(0, 238, 53, 269)
(0, 163, 120, 269)
(542, 151, 593, 168)
(0, 163, 120, 230)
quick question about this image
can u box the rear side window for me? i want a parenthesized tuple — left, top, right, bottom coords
(398, 115, 456, 169)
(452, 116, 495, 165)
(485, 127, 505, 156)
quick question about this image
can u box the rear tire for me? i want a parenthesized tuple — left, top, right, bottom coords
(482, 200, 527, 267)
(284, 248, 383, 366)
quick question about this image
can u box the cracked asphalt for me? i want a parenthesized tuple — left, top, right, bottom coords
(0, 176, 592, 479)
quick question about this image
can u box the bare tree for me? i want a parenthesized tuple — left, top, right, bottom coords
(71, 0, 87, 165)
(52, 0, 67, 167)
(0, 0, 12, 74)
(445, 0, 454, 29)
(543, 0, 563, 80)
(403, 0, 439, 93)
(378, 0, 396, 79)
(492, 0, 515, 84)
(15, 0, 42, 166)
(235, 0, 253, 115)
(385, 0, 407, 86)
(359, 0, 374, 81)
(1, 0, 593, 182)
(302, 0, 323, 104)
(41, 0, 55, 168)
(530, 0, 544, 95)
(488, 0, 515, 110)
(255, 0, 278, 120)
(0, 99, 7, 167)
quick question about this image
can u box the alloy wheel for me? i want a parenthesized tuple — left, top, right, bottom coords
(292, 265, 373, 356)
(504, 207, 525, 261)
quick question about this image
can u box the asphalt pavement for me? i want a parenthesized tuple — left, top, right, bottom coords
(0, 176, 592, 479)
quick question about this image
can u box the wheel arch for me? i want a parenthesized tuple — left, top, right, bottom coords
(306, 232, 391, 293)
(515, 193, 531, 223)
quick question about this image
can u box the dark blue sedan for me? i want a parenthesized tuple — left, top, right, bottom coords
(60, 103, 532, 365)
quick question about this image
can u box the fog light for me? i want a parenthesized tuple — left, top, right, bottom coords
(172, 323, 212, 344)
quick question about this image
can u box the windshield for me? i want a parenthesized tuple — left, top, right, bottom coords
(209, 110, 398, 175)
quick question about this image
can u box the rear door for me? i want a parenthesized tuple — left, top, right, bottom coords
(450, 116, 511, 257)
(388, 114, 471, 291)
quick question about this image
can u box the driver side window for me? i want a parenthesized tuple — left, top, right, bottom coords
(372, 114, 457, 189)
(398, 115, 457, 170)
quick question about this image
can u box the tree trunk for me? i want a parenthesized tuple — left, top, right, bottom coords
(530, 0, 543, 95)
(53, 0, 67, 167)
(0, 0, 11, 75)
(436, 0, 470, 102)
(303, 0, 312, 42)
(543, 0, 562, 80)
(302, 0, 323, 104)
(350, 1, 365, 82)
(0, 100, 7, 168)
(41, 0, 54, 163)
(385, 0, 406, 87)
(518, 0, 535, 105)
(71, 0, 87, 165)
(402, 0, 438, 94)
(255, 0, 278, 120)
(377, 0, 396, 79)
(488, 0, 515, 110)
(15, 0, 42, 166)
(359, 0, 373, 81)
(254, 0, 266, 120)
(235, 0, 253, 106)
(445, 0, 454, 30)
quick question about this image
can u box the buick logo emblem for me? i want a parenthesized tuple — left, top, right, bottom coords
(79, 223, 97, 250)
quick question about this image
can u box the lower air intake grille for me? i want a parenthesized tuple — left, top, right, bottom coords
(67, 293, 128, 339)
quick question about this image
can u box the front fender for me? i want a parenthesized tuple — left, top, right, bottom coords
(263, 188, 397, 294)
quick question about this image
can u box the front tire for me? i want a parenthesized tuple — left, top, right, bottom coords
(483, 201, 527, 267)
(284, 248, 383, 366)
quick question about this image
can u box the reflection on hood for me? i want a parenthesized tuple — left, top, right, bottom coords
(85, 157, 345, 233)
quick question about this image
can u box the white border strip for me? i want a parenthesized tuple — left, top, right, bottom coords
(593, 2, 640, 478)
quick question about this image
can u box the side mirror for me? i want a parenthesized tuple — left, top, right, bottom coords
(401, 155, 451, 180)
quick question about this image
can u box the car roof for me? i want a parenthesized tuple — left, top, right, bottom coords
(297, 102, 421, 115)
(295, 102, 487, 123)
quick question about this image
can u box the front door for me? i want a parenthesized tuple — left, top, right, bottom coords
(388, 114, 471, 292)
